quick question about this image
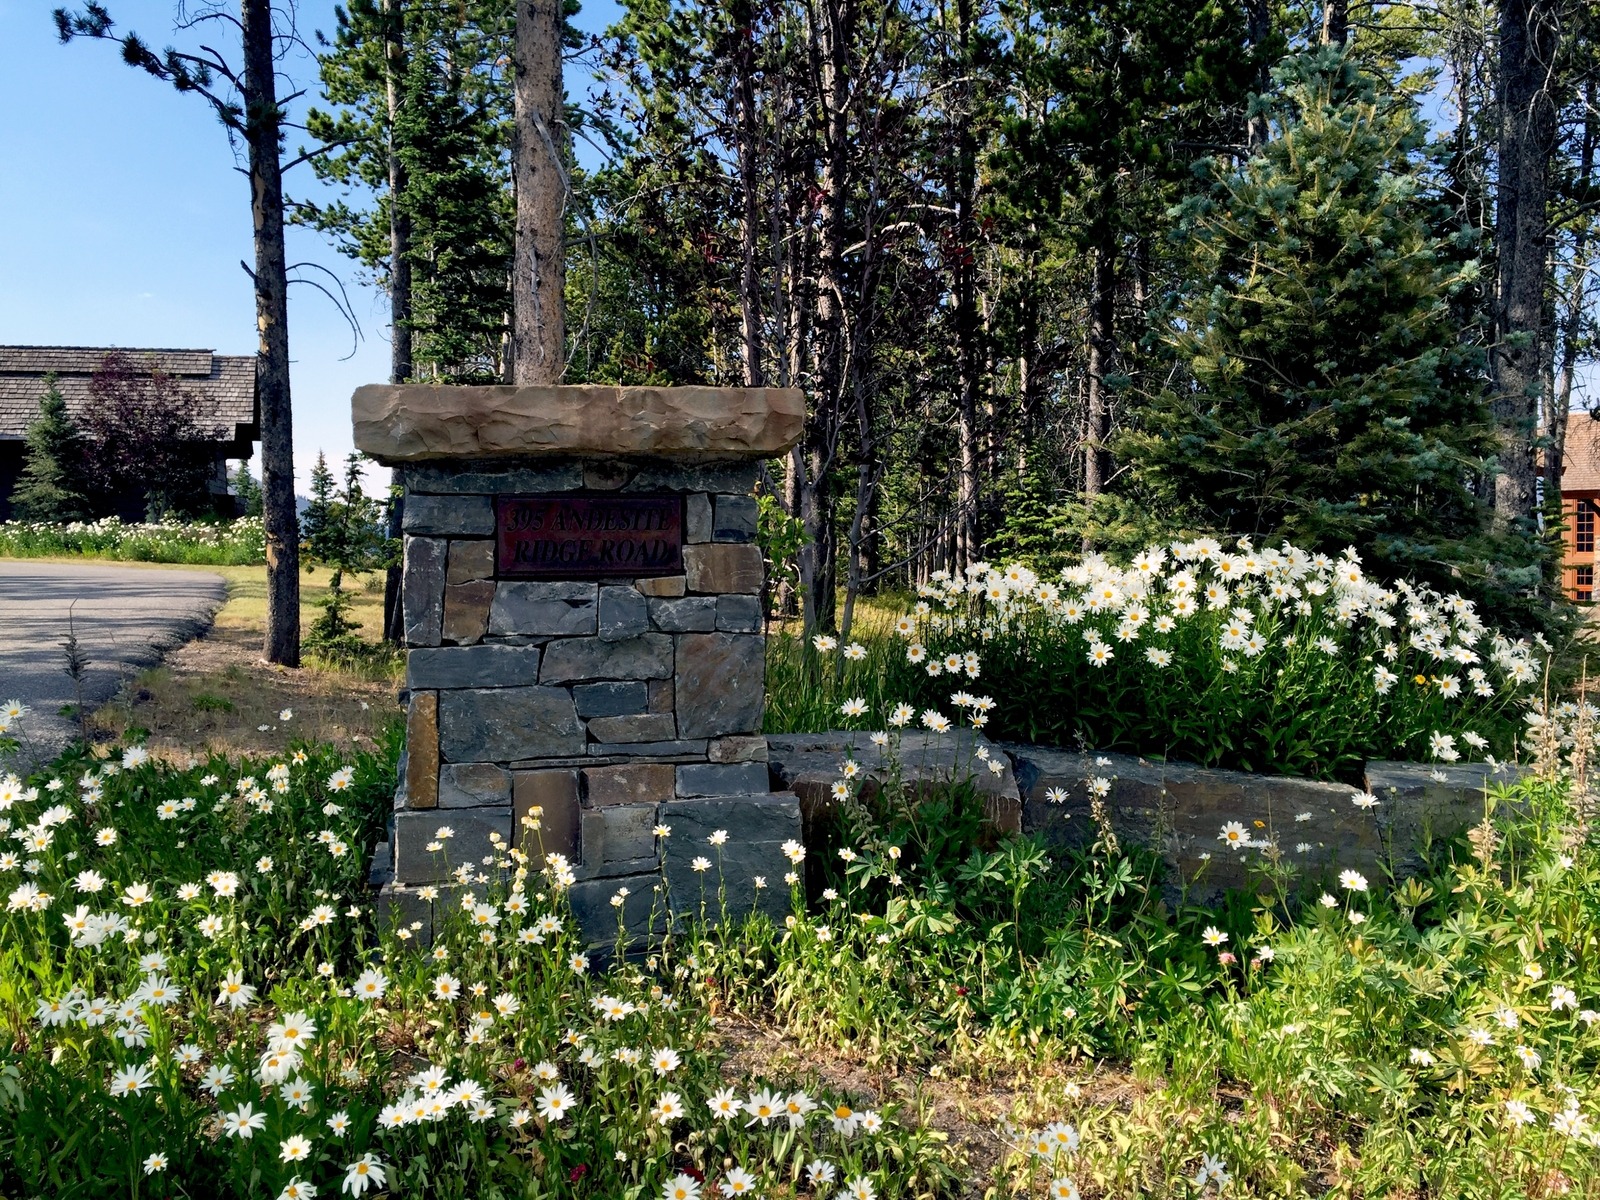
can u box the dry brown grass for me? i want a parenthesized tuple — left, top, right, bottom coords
(713, 1016, 1127, 1196)
(50, 560, 407, 760)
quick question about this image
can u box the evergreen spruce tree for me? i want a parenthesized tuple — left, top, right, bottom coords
(301, 451, 338, 563)
(1123, 49, 1538, 615)
(230, 461, 264, 517)
(12, 377, 90, 522)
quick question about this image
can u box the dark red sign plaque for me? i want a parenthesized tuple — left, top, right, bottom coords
(495, 494, 684, 578)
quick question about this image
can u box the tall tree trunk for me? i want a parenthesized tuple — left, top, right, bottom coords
(1548, 78, 1595, 512)
(385, 0, 413, 385)
(803, 0, 852, 634)
(952, 0, 981, 575)
(244, 0, 300, 666)
(1081, 239, 1114, 549)
(1491, 0, 1559, 532)
(734, 0, 765, 389)
(512, 0, 566, 384)
(1245, 0, 1271, 149)
(381, 0, 410, 644)
(1321, 0, 1348, 45)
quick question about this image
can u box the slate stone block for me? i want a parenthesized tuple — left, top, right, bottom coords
(404, 493, 494, 536)
(438, 687, 584, 761)
(490, 582, 599, 637)
(674, 633, 764, 737)
(540, 634, 674, 683)
(403, 537, 448, 647)
(587, 713, 678, 743)
(648, 679, 675, 714)
(514, 769, 580, 860)
(683, 543, 763, 595)
(447, 539, 495, 584)
(715, 594, 762, 633)
(649, 597, 717, 632)
(637, 576, 687, 597)
(685, 493, 713, 543)
(624, 462, 762, 494)
(408, 644, 542, 690)
(587, 740, 707, 758)
(676, 762, 770, 796)
(392, 807, 512, 883)
(769, 730, 1019, 832)
(581, 803, 660, 866)
(660, 795, 800, 923)
(442, 581, 493, 644)
(567, 875, 666, 946)
(661, 792, 801, 845)
(400, 462, 585, 495)
(585, 460, 635, 490)
(573, 681, 648, 718)
(405, 692, 439, 809)
(713, 494, 758, 543)
(585, 762, 676, 807)
(438, 762, 512, 809)
(709, 736, 768, 763)
(1009, 746, 1359, 903)
(599, 586, 650, 641)
(1364, 761, 1529, 857)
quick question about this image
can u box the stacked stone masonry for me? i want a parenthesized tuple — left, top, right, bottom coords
(382, 455, 798, 945)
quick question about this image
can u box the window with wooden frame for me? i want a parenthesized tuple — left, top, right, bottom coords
(1577, 565, 1594, 603)
(1579, 500, 1597, 555)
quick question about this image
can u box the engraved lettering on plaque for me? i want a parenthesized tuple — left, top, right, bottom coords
(496, 495, 684, 578)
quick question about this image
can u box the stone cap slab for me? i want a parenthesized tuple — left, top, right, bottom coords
(353, 383, 805, 463)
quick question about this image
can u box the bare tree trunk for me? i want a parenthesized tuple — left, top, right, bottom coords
(1081, 240, 1114, 549)
(951, 0, 981, 575)
(1246, 0, 1272, 149)
(734, 0, 765, 389)
(244, 0, 299, 666)
(1321, 0, 1348, 45)
(512, 0, 566, 384)
(385, 0, 413, 385)
(1548, 78, 1595, 509)
(1491, 0, 1559, 532)
(802, 0, 852, 635)
(381, 0, 411, 644)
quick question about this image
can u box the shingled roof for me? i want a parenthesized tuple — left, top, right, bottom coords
(1564, 412, 1600, 494)
(0, 346, 258, 441)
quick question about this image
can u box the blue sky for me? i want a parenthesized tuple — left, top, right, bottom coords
(0, 0, 619, 496)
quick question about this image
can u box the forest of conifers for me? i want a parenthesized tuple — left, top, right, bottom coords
(301, 0, 1598, 634)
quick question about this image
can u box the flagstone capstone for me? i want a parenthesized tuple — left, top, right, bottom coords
(359, 383, 805, 944)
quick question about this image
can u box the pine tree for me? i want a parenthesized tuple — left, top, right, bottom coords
(230, 461, 264, 517)
(301, 451, 338, 563)
(1123, 49, 1540, 615)
(12, 377, 90, 523)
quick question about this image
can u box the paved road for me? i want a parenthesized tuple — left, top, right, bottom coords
(0, 562, 226, 766)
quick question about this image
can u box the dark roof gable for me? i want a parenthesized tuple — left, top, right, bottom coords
(0, 345, 258, 442)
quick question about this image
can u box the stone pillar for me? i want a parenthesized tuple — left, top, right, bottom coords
(354, 384, 805, 943)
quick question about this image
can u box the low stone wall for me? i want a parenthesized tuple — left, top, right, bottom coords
(764, 733, 1524, 903)
(766, 730, 1021, 833)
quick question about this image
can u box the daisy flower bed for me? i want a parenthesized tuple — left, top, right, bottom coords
(0, 717, 952, 1200)
(876, 539, 1541, 780)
